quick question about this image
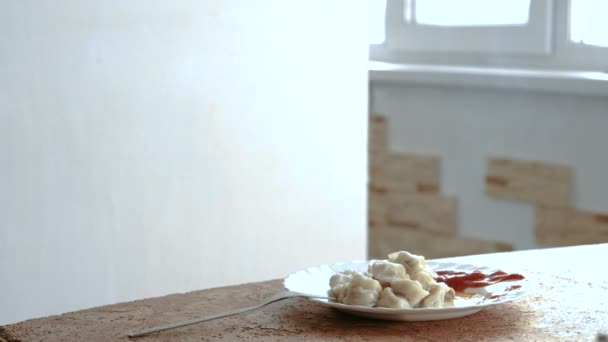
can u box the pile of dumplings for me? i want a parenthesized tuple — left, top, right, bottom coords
(328, 251, 455, 309)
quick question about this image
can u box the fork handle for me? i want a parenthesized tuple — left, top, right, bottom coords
(127, 291, 327, 338)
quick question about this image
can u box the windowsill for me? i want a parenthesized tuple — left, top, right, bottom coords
(369, 61, 608, 96)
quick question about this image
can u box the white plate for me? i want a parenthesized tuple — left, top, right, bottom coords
(283, 260, 530, 321)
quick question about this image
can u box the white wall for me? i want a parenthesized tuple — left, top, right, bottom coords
(371, 83, 608, 250)
(0, 1, 368, 325)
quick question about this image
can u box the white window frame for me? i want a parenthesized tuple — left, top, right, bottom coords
(551, 0, 608, 70)
(371, 0, 608, 71)
(385, 0, 553, 55)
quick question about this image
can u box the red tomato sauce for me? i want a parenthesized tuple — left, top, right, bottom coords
(434, 270, 524, 292)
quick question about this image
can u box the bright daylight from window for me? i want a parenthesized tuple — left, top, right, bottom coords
(570, 0, 608, 48)
(368, 0, 386, 44)
(411, 0, 530, 26)
(370, 0, 608, 51)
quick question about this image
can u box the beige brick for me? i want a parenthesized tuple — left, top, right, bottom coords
(369, 143, 387, 160)
(535, 205, 608, 246)
(368, 180, 438, 195)
(369, 115, 387, 158)
(368, 150, 388, 169)
(368, 226, 512, 260)
(368, 191, 389, 227)
(485, 157, 572, 206)
(386, 193, 457, 235)
(369, 115, 387, 139)
(370, 153, 440, 190)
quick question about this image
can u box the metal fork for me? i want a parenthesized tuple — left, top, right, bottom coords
(127, 291, 330, 338)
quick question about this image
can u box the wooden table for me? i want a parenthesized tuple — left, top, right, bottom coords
(2, 244, 607, 341)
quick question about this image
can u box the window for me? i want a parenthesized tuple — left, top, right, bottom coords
(412, 0, 531, 27)
(385, 0, 552, 55)
(570, 0, 608, 48)
(368, 0, 387, 44)
(370, 0, 608, 70)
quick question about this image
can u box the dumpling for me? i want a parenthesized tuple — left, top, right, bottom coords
(410, 270, 436, 290)
(327, 250, 458, 309)
(329, 272, 353, 301)
(368, 261, 409, 287)
(376, 287, 411, 309)
(341, 274, 382, 307)
(388, 251, 426, 275)
(419, 283, 456, 308)
(343, 269, 372, 278)
(390, 279, 429, 307)
(330, 272, 352, 288)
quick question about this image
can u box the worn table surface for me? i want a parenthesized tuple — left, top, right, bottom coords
(2, 244, 607, 341)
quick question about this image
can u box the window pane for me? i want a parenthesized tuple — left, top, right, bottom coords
(413, 0, 530, 26)
(369, 0, 386, 44)
(570, 0, 608, 47)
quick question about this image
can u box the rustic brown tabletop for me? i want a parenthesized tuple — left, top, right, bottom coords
(2, 244, 607, 341)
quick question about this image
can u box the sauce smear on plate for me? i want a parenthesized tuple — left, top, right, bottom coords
(434, 270, 524, 292)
